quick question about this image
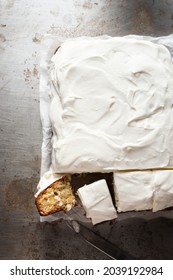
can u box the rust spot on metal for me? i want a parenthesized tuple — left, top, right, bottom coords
(159, 9, 165, 16)
(23, 68, 31, 81)
(134, 4, 153, 34)
(24, 65, 39, 81)
(33, 65, 38, 77)
(34, 155, 40, 170)
(4, 177, 39, 213)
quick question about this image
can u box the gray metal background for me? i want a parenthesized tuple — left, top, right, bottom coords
(1, 0, 173, 259)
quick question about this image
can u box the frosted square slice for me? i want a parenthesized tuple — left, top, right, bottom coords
(77, 179, 117, 225)
(153, 170, 173, 212)
(113, 171, 154, 212)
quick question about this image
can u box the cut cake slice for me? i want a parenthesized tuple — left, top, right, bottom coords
(35, 176, 76, 216)
(77, 179, 117, 225)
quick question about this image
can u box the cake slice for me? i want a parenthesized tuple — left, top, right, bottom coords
(35, 176, 76, 216)
(153, 170, 173, 212)
(77, 179, 117, 225)
(113, 171, 154, 212)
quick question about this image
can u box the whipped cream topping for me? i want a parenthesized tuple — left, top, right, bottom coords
(50, 37, 173, 173)
(113, 170, 173, 212)
(77, 179, 117, 225)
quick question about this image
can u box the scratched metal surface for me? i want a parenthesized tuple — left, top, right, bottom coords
(0, 0, 173, 260)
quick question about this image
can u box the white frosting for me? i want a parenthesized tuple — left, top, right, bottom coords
(113, 171, 154, 212)
(35, 171, 64, 197)
(113, 170, 173, 212)
(153, 170, 173, 212)
(50, 36, 173, 173)
(77, 179, 117, 225)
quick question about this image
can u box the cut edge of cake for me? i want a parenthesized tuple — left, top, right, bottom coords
(35, 176, 76, 216)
